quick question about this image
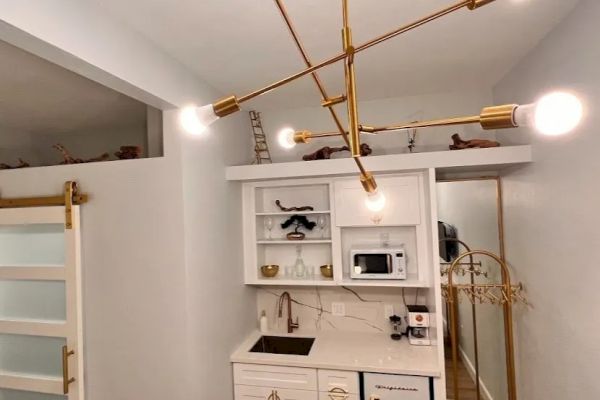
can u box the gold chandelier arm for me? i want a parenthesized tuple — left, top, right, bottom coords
(272, 0, 368, 176)
(342, 0, 361, 158)
(362, 115, 482, 133)
(236, 0, 486, 104)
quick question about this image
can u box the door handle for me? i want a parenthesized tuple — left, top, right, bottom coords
(62, 346, 76, 394)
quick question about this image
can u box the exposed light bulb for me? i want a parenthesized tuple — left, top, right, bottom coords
(365, 190, 386, 212)
(180, 104, 219, 135)
(278, 127, 296, 149)
(514, 91, 583, 136)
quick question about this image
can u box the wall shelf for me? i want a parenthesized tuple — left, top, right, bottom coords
(227, 145, 532, 181)
(256, 211, 330, 216)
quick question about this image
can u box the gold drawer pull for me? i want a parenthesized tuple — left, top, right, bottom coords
(329, 387, 349, 400)
(62, 346, 76, 394)
(268, 390, 281, 400)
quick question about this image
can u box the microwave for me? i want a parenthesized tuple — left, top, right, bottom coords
(350, 247, 407, 280)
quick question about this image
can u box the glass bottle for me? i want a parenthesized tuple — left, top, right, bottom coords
(293, 245, 306, 278)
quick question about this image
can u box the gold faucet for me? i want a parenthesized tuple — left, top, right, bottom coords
(278, 292, 299, 333)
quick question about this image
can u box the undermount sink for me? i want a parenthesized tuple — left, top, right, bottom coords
(249, 335, 315, 356)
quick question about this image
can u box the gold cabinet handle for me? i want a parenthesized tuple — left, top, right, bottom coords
(329, 387, 349, 400)
(62, 346, 76, 394)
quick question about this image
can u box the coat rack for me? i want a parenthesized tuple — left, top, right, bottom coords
(444, 250, 526, 400)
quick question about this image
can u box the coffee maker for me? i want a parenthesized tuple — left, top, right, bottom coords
(407, 305, 431, 346)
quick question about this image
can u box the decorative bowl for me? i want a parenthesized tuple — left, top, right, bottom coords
(286, 232, 306, 240)
(320, 264, 333, 278)
(260, 264, 280, 278)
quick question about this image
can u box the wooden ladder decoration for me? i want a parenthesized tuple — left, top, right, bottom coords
(249, 110, 272, 164)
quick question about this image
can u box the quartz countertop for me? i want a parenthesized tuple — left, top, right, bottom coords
(230, 330, 441, 377)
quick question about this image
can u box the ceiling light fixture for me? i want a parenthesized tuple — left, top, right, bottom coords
(179, 0, 582, 211)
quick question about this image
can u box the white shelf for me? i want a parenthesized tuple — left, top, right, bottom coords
(251, 275, 337, 286)
(339, 279, 428, 288)
(257, 239, 332, 244)
(227, 145, 533, 181)
(256, 210, 330, 216)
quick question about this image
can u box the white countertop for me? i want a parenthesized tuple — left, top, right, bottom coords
(230, 330, 441, 377)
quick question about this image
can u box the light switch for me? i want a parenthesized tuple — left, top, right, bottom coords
(331, 302, 346, 317)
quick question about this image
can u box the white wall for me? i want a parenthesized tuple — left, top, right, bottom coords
(494, 1, 600, 398)
(0, 2, 256, 400)
(261, 89, 496, 162)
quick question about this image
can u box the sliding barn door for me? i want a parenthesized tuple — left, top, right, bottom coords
(0, 206, 84, 400)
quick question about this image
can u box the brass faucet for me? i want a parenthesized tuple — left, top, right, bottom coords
(278, 292, 299, 333)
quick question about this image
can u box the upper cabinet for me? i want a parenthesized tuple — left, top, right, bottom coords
(241, 172, 434, 288)
(334, 175, 421, 227)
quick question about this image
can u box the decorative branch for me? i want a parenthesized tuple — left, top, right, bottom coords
(53, 144, 109, 164)
(0, 159, 30, 170)
(275, 200, 314, 212)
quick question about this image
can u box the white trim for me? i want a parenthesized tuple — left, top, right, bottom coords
(226, 146, 532, 181)
(0, 319, 67, 337)
(0, 266, 65, 281)
(458, 346, 494, 400)
(0, 372, 63, 395)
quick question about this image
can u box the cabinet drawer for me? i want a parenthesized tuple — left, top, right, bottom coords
(334, 175, 421, 227)
(317, 370, 359, 394)
(318, 392, 359, 400)
(235, 385, 317, 400)
(234, 363, 318, 391)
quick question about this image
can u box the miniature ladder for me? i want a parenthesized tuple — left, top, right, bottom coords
(249, 111, 272, 164)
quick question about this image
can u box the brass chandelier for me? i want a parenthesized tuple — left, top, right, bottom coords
(180, 0, 583, 211)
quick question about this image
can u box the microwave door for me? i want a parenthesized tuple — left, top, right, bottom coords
(354, 254, 392, 275)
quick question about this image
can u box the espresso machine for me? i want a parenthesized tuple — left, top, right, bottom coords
(406, 305, 431, 346)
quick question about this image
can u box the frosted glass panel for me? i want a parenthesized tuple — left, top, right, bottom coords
(0, 225, 64, 266)
(0, 281, 66, 321)
(0, 389, 65, 400)
(0, 334, 65, 377)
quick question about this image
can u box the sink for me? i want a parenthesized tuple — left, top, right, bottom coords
(249, 335, 315, 356)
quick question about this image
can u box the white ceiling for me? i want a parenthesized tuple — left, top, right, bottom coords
(89, 0, 580, 110)
(0, 39, 147, 136)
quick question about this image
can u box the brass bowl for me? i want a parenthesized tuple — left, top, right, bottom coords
(320, 264, 333, 278)
(260, 264, 279, 278)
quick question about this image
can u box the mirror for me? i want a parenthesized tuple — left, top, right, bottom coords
(437, 177, 508, 400)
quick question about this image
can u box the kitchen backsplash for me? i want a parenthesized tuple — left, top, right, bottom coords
(257, 286, 427, 334)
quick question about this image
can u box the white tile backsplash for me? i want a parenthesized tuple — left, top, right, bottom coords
(257, 286, 427, 334)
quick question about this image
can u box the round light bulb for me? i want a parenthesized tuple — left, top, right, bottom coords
(180, 104, 219, 135)
(365, 190, 386, 212)
(514, 92, 583, 136)
(278, 127, 296, 149)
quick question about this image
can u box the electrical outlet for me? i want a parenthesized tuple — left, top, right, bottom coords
(331, 302, 346, 317)
(384, 304, 394, 319)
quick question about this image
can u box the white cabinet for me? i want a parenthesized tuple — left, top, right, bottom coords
(334, 175, 421, 227)
(235, 385, 318, 400)
(317, 369, 359, 394)
(233, 363, 317, 390)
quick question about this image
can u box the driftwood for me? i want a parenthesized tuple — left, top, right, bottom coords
(275, 200, 314, 212)
(53, 144, 110, 164)
(0, 159, 30, 170)
(302, 143, 372, 161)
(115, 146, 142, 160)
(449, 134, 500, 150)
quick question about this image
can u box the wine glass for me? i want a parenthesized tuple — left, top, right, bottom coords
(264, 217, 274, 239)
(317, 215, 327, 238)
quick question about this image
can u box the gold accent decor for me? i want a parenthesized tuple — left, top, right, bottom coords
(480, 104, 518, 130)
(329, 387, 350, 400)
(0, 181, 88, 229)
(293, 131, 313, 144)
(360, 172, 378, 193)
(213, 95, 240, 117)
(321, 95, 346, 107)
(260, 265, 280, 278)
(320, 264, 334, 278)
(446, 250, 522, 400)
(199, 0, 523, 191)
(62, 345, 75, 394)
(468, 0, 498, 10)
